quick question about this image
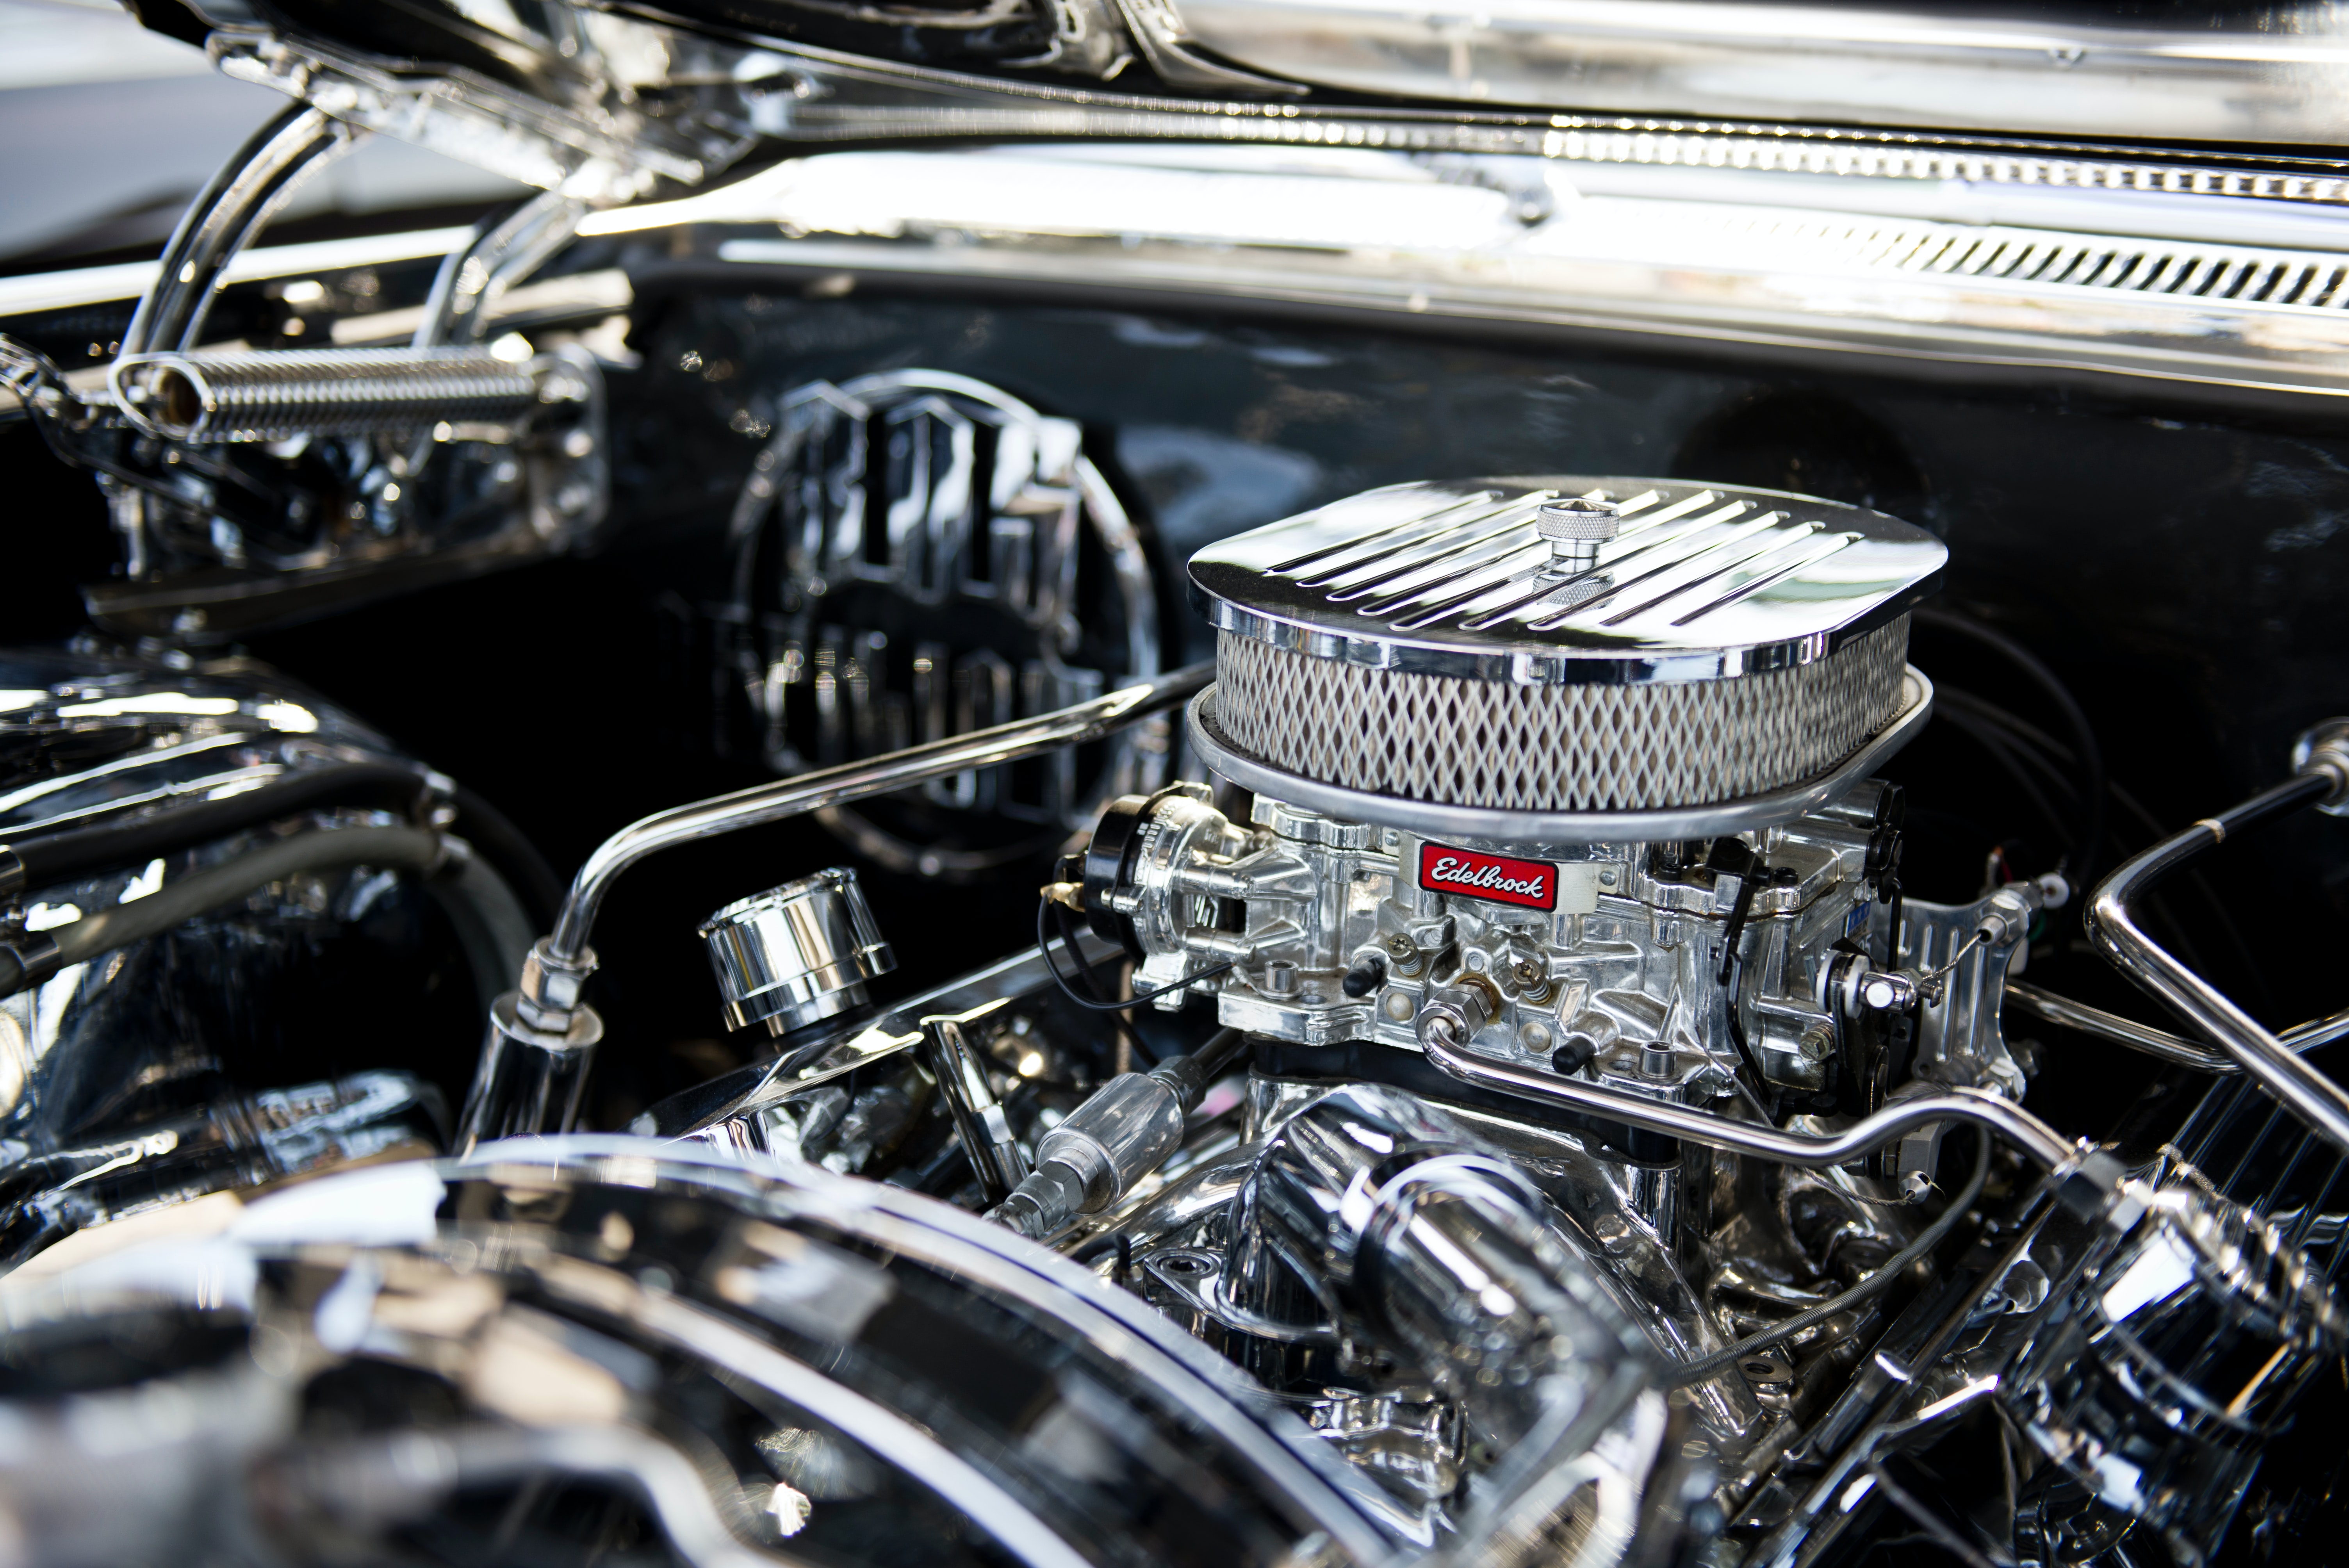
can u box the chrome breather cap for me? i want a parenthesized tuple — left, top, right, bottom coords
(699, 867, 896, 1035)
(1184, 476, 1946, 830)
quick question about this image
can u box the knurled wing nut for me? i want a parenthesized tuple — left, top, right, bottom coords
(1536, 497, 1619, 572)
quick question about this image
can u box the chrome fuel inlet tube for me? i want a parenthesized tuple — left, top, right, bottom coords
(459, 663, 1210, 1149)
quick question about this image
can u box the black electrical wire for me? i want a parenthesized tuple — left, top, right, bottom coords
(1046, 897, 1114, 1006)
(1937, 684, 2273, 1013)
(1036, 898, 1234, 1012)
(1936, 687, 2220, 973)
(1668, 1126, 1993, 1386)
(1036, 896, 1158, 1066)
(1932, 706, 2077, 855)
(1913, 608, 2106, 883)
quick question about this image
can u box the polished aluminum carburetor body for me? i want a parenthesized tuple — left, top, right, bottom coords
(1087, 479, 1956, 1151)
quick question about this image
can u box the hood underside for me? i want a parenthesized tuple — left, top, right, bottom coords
(127, 0, 2349, 214)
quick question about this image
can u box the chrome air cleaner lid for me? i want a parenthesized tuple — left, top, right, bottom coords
(1186, 476, 1945, 839)
(1189, 477, 1944, 681)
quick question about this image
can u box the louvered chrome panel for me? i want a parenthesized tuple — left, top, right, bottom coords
(1191, 476, 1944, 683)
(1214, 615, 1910, 811)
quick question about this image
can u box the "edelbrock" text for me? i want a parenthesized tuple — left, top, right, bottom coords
(1425, 855, 1549, 900)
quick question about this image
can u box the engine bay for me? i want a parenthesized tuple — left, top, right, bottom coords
(2, 29, 2349, 1562)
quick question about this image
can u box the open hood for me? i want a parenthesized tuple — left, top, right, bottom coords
(130, 0, 2349, 211)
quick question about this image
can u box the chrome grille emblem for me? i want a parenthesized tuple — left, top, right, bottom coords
(727, 370, 1162, 878)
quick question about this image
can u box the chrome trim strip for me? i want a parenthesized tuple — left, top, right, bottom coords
(645, 145, 2349, 400)
(1173, 0, 2349, 148)
(1184, 668, 1934, 843)
(715, 232, 2349, 401)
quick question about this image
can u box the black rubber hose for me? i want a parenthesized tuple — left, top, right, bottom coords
(423, 848, 536, 1009)
(1667, 1126, 1994, 1387)
(1146, 1027, 1251, 1110)
(1913, 608, 2106, 884)
(2, 761, 427, 893)
(1189, 1025, 1252, 1083)
(0, 823, 442, 1000)
(446, 782, 565, 931)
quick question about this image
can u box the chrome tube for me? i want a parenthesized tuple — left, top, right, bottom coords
(462, 665, 1207, 1148)
(2006, 981, 2349, 1072)
(413, 189, 593, 349)
(2086, 750, 2349, 1154)
(544, 661, 1208, 971)
(1417, 1015, 2078, 1171)
(922, 1014, 1030, 1207)
(121, 105, 363, 358)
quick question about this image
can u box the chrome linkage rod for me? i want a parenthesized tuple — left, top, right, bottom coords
(1415, 1013, 2081, 1173)
(2084, 718, 2349, 1155)
(457, 663, 1211, 1149)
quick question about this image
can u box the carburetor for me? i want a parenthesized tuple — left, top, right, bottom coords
(1052, 477, 2045, 1194)
(1080, 782, 1909, 1117)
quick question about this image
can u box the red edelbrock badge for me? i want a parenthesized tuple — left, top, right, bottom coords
(1417, 843, 1557, 911)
